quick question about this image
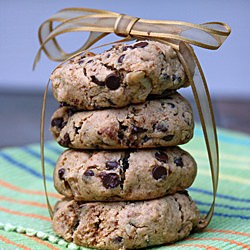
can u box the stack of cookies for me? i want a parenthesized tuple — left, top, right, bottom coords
(50, 41, 203, 249)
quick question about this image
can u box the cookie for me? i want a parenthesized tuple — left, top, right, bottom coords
(54, 147, 197, 201)
(53, 192, 202, 250)
(50, 92, 194, 149)
(51, 40, 189, 110)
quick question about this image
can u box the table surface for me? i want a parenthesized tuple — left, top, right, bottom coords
(0, 91, 249, 149)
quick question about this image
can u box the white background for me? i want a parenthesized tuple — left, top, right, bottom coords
(0, 0, 249, 98)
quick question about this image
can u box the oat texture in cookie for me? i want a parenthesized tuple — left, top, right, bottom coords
(50, 92, 194, 149)
(53, 147, 197, 201)
(52, 192, 201, 250)
(51, 40, 189, 110)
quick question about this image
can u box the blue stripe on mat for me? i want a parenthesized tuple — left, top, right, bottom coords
(0, 152, 52, 182)
(22, 147, 56, 167)
(200, 210, 250, 220)
(194, 200, 250, 211)
(189, 187, 250, 203)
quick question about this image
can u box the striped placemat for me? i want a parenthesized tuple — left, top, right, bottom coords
(0, 125, 250, 250)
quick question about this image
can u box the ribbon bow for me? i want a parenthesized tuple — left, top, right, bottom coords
(35, 8, 231, 227)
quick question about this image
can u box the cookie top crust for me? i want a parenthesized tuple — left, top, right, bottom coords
(51, 40, 188, 110)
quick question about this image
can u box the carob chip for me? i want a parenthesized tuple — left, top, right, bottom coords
(174, 157, 184, 167)
(106, 160, 120, 170)
(83, 169, 95, 177)
(51, 117, 65, 129)
(99, 172, 120, 189)
(152, 165, 167, 180)
(105, 73, 121, 90)
(58, 168, 65, 180)
(133, 41, 148, 48)
(59, 133, 71, 147)
(155, 151, 168, 163)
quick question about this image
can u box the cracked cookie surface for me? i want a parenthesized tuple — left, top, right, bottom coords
(52, 192, 202, 249)
(54, 147, 197, 201)
(50, 92, 194, 149)
(51, 40, 188, 110)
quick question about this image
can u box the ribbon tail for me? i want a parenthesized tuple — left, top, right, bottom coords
(176, 42, 219, 227)
(40, 80, 53, 219)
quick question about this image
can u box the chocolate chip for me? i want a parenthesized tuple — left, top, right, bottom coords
(105, 73, 121, 90)
(131, 125, 147, 134)
(58, 168, 65, 180)
(142, 135, 150, 143)
(155, 151, 168, 163)
(155, 122, 168, 132)
(86, 59, 93, 64)
(99, 173, 120, 189)
(161, 73, 170, 80)
(59, 133, 71, 147)
(51, 117, 64, 129)
(73, 220, 80, 231)
(106, 160, 120, 170)
(172, 75, 177, 81)
(83, 169, 95, 177)
(94, 222, 100, 229)
(118, 123, 128, 140)
(118, 54, 125, 63)
(177, 76, 182, 83)
(113, 236, 123, 244)
(78, 59, 85, 65)
(122, 45, 133, 51)
(67, 108, 77, 117)
(167, 103, 175, 108)
(133, 41, 148, 48)
(59, 102, 69, 107)
(74, 126, 81, 134)
(91, 75, 105, 86)
(162, 135, 174, 141)
(174, 157, 184, 167)
(152, 166, 167, 180)
(106, 53, 110, 58)
(122, 152, 130, 171)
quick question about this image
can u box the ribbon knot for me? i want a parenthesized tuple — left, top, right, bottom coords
(114, 14, 140, 37)
(35, 8, 231, 226)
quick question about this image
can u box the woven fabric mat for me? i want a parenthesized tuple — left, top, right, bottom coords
(0, 125, 250, 250)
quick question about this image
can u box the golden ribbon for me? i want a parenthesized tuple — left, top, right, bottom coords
(35, 8, 231, 226)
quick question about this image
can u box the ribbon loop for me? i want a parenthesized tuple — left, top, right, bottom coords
(114, 14, 140, 37)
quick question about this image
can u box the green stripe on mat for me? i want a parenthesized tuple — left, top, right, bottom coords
(0, 125, 250, 249)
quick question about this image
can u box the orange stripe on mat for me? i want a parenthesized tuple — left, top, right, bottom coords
(0, 234, 31, 250)
(25, 235, 60, 250)
(0, 206, 51, 221)
(0, 195, 47, 208)
(174, 243, 218, 250)
(187, 237, 250, 249)
(0, 180, 61, 198)
(206, 229, 250, 237)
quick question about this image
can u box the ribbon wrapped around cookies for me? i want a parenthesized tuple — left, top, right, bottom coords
(35, 8, 231, 226)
